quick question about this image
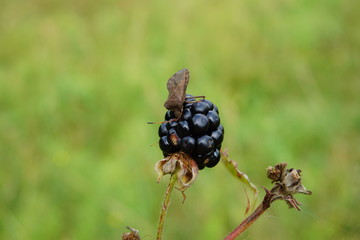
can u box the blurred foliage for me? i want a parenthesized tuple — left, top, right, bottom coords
(0, 0, 359, 239)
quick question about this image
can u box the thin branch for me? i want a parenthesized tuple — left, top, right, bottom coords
(224, 163, 312, 240)
(224, 189, 276, 240)
(156, 173, 178, 240)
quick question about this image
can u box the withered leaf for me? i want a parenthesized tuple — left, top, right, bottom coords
(164, 68, 190, 119)
(220, 150, 259, 212)
(220, 150, 258, 196)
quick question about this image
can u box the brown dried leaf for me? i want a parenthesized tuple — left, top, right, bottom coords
(164, 68, 190, 119)
(244, 188, 251, 215)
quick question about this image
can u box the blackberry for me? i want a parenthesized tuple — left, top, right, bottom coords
(159, 94, 224, 169)
(180, 136, 196, 154)
(191, 114, 209, 136)
(159, 136, 175, 155)
(195, 135, 214, 155)
(192, 101, 210, 114)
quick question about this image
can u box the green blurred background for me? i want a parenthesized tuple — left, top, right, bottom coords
(1, 0, 359, 239)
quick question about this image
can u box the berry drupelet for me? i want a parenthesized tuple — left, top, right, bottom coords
(159, 95, 224, 169)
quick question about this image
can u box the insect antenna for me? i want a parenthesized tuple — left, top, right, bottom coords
(185, 95, 206, 104)
(147, 119, 176, 124)
(185, 95, 206, 99)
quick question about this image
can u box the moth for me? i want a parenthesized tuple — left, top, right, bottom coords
(164, 68, 190, 119)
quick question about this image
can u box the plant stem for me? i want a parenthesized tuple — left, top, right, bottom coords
(156, 173, 178, 240)
(224, 190, 275, 240)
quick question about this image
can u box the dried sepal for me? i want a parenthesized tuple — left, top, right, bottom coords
(155, 157, 178, 181)
(266, 163, 287, 182)
(155, 152, 199, 191)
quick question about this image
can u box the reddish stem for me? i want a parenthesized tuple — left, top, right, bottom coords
(224, 190, 274, 240)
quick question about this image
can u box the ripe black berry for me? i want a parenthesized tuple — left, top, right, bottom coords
(191, 114, 209, 136)
(207, 110, 220, 131)
(159, 136, 175, 154)
(211, 128, 224, 148)
(158, 95, 224, 169)
(195, 135, 214, 155)
(168, 120, 178, 129)
(193, 151, 213, 170)
(180, 136, 196, 154)
(176, 121, 190, 138)
(192, 101, 210, 114)
(158, 122, 168, 137)
(202, 99, 214, 109)
(206, 149, 221, 168)
(165, 110, 176, 121)
(181, 108, 192, 121)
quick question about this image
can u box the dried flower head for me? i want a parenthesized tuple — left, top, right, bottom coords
(266, 162, 312, 210)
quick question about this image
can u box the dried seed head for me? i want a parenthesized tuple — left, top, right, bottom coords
(266, 163, 312, 210)
(122, 226, 140, 240)
(267, 162, 287, 182)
